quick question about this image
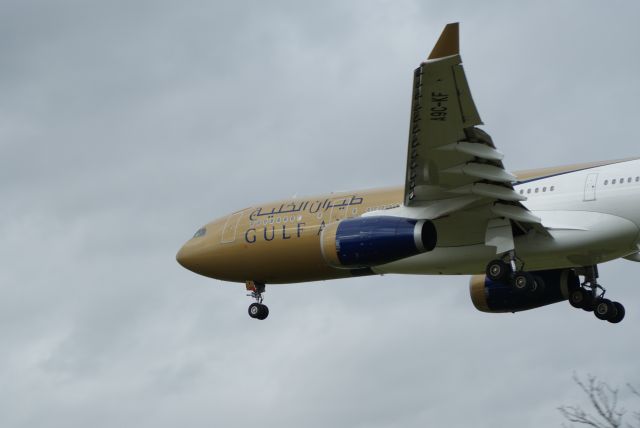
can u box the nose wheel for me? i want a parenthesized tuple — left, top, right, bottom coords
(248, 302, 269, 320)
(246, 281, 269, 320)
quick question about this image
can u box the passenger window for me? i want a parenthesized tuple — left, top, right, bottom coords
(550, 186, 555, 191)
(535, 188, 539, 193)
(604, 180, 609, 185)
(527, 189, 531, 194)
(613, 179, 617, 184)
(542, 187, 547, 192)
(519, 189, 524, 194)
(628, 177, 632, 183)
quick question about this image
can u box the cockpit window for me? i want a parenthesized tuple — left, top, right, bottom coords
(193, 227, 207, 238)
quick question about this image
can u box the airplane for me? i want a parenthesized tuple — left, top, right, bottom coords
(177, 23, 639, 323)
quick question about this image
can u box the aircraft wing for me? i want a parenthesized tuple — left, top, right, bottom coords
(403, 23, 541, 236)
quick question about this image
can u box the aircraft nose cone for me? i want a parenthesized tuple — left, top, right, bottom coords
(176, 243, 199, 272)
(176, 245, 188, 268)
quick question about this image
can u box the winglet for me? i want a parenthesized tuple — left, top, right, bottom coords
(428, 22, 459, 59)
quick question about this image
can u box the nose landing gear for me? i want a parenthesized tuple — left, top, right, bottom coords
(246, 281, 269, 320)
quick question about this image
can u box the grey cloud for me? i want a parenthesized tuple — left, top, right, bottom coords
(2, 1, 640, 427)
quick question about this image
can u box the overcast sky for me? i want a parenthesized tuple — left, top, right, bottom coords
(2, 1, 640, 427)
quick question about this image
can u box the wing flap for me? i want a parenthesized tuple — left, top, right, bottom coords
(450, 183, 527, 202)
(492, 203, 542, 224)
(437, 141, 504, 161)
(401, 22, 545, 253)
(443, 162, 517, 183)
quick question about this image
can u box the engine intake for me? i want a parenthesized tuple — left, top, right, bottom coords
(320, 216, 437, 269)
(470, 268, 579, 313)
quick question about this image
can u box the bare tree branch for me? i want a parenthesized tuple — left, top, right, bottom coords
(627, 384, 640, 428)
(558, 374, 626, 428)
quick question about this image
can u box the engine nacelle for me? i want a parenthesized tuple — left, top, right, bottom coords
(469, 268, 579, 313)
(320, 216, 437, 269)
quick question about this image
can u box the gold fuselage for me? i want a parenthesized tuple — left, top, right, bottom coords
(176, 159, 637, 285)
(177, 187, 403, 284)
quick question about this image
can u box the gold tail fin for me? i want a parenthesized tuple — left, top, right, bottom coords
(428, 22, 459, 59)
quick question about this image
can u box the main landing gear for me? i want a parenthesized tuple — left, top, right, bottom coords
(486, 251, 544, 296)
(246, 281, 269, 320)
(486, 257, 626, 323)
(568, 266, 625, 324)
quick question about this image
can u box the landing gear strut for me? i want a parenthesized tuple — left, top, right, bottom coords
(568, 266, 625, 324)
(246, 281, 269, 320)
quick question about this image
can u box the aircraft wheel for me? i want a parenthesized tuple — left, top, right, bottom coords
(568, 288, 588, 308)
(248, 303, 269, 320)
(608, 302, 625, 324)
(257, 304, 269, 320)
(512, 272, 535, 294)
(594, 298, 616, 321)
(486, 260, 510, 282)
(248, 303, 261, 319)
(581, 294, 596, 312)
(532, 275, 546, 296)
(568, 289, 583, 308)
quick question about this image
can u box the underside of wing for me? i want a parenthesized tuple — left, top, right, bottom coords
(403, 23, 542, 243)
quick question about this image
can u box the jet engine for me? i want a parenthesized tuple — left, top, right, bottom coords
(320, 216, 437, 269)
(469, 268, 579, 313)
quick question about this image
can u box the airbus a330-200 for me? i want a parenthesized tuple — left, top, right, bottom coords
(177, 23, 639, 323)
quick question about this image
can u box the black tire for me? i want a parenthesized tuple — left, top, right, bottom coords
(248, 303, 261, 319)
(512, 272, 535, 294)
(581, 294, 596, 312)
(532, 275, 546, 296)
(568, 288, 586, 308)
(486, 260, 510, 282)
(594, 298, 615, 320)
(257, 304, 269, 320)
(608, 302, 625, 324)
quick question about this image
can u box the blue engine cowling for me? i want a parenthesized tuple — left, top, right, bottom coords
(320, 216, 437, 269)
(469, 268, 580, 313)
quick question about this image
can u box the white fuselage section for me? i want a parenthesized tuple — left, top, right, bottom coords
(374, 160, 640, 275)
